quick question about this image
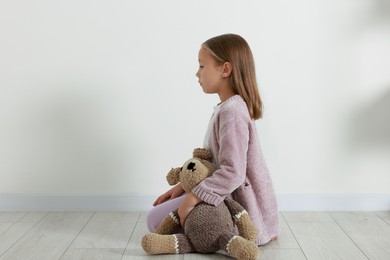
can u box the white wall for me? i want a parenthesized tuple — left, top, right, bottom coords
(1, 0, 389, 198)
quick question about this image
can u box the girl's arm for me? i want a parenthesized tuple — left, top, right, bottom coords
(153, 183, 185, 206)
(178, 192, 202, 226)
(192, 107, 249, 206)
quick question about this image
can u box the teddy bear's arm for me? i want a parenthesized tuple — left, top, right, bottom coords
(224, 198, 257, 241)
(154, 210, 181, 235)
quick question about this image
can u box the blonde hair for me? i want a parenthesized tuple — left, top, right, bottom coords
(202, 34, 263, 120)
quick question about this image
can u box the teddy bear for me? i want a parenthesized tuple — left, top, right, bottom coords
(142, 148, 260, 260)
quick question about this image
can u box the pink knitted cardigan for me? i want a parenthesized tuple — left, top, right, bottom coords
(192, 95, 280, 245)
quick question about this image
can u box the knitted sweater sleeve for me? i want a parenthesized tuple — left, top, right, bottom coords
(192, 105, 249, 206)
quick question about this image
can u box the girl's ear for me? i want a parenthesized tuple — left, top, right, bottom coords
(221, 62, 232, 78)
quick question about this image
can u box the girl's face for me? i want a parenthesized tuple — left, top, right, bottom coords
(196, 48, 224, 94)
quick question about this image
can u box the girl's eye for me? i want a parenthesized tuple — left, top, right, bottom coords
(199, 66, 204, 69)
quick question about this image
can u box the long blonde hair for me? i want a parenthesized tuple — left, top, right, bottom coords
(202, 34, 263, 120)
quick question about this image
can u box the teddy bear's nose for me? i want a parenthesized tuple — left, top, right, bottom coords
(187, 162, 196, 171)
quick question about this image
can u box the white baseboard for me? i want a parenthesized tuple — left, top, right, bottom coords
(277, 193, 390, 211)
(0, 194, 155, 211)
(0, 193, 389, 211)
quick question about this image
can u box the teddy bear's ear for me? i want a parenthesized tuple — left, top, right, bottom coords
(193, 148, 212, 162)
(202, 160, 216, 176)
(166, 167, 181, 186)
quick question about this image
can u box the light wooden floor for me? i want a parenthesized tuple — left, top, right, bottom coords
(0, 211, 389, 260)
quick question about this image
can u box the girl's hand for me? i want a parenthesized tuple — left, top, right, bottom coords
(153, 184, 185, 206)
(178, 193, 202, 226)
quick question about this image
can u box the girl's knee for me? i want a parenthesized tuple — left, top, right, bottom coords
(146, 208, 159, 232)
(146, 196, 184, 233)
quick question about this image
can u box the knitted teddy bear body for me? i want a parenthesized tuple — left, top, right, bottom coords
(142, 148, 259, 260)
(183, 201, 234, 252)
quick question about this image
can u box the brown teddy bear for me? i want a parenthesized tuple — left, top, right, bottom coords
(142, 148, 260, 260)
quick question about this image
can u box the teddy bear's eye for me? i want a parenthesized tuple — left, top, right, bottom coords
(180, 167, 183, 171)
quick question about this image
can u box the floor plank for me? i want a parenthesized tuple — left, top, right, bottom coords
(184, 252, 230, 259)
(0, 211, 93, 260)
(261, 248, 307, 260)
(263, 213, 301, 249)
(60, 248, 123, 260)
(0, 212, 27, 222)
(283, 211, 334, 223)
(0, 223, 12, 236)
(18, 212, 48, 223)
(69, 211, 140, 249)
(375, 211, 390, 225)
(0, 222, 36, 256)
(331, 211, 390, 260)
(289, 222, 367, 259)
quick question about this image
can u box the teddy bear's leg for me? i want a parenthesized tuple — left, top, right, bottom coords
(142, 234, 177, 254)
(219, 233, 259, 260)
(234, 212, 257, 241)
(174, 234, 196, 253)
(154, 210, 180, 235)
(142, 233, 195, 255)
(224, 198, 258, 241)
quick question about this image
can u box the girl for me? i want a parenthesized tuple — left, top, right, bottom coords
(147, 33, 279, 245)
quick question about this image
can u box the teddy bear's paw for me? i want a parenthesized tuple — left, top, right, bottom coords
(141, 233, 178, 255)
(226, 236, 260, 260)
